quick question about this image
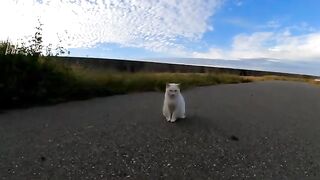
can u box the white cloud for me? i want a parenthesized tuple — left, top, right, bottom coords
(193, 30, 320, 61)
(284, 22, 316, 33)
(222, 17, 255, 29)
(0, 0, 222, 54)
(260, 20, 281, 29)
(222, 18, 284, 31)
(235, 1, 242, 6)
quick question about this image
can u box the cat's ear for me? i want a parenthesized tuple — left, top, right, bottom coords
(176, 83, 181, 87)
(166, 83, 170, 88)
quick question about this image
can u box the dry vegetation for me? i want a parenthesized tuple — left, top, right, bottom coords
(246, 75, 320, 86)
(0, 53, 251, 109)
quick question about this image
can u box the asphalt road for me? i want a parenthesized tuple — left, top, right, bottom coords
(1, 81, 320, 179)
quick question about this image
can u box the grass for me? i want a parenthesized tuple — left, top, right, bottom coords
(247, 75, 320, 86)
(72, 66, 251, 93)
(0, 55, 251, 109)
(0, 55, 77, 108)
(1, 53, 318, 109)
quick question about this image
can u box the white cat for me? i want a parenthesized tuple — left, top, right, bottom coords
(162, 83, 186, 122)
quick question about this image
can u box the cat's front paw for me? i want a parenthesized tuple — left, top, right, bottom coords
(170, 118, 176, 123)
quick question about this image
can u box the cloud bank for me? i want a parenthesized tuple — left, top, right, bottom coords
(0, 0, 221, 54)
(193, 30, 320, 61)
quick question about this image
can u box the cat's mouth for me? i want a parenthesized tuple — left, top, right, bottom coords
(169, 94, 175, 98)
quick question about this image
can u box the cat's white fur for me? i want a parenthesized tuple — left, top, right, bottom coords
(162, 83, 186, 122)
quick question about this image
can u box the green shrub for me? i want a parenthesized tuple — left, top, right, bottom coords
(0, 55, 75, 108)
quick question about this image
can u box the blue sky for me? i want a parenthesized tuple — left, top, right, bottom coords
(1, 0, 320, 74)
(72, 0, 320, 60)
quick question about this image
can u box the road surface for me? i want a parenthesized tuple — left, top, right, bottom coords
(0, 81, 320, 179)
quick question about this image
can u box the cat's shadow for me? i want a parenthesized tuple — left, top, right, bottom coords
(173, 114, 208, 125)
(172, 114, 240, 141)
(170, 114, 217, 131)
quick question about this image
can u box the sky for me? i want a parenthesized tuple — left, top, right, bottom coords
(1, 0, 320, 74)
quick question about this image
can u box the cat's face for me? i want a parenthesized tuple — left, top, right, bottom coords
(166, 83, 181, 98)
